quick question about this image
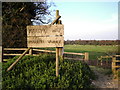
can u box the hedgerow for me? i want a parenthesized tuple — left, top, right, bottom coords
(2, 54, 95, 89)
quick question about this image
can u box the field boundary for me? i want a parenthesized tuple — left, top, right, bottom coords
(3, 48, 89, 61)
(98, 55, 120, 78)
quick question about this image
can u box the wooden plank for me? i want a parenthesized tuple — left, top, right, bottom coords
(64, 52, 84, 55)
(101, 56, 113, 58)
(51, 15, 61, 25)
(33, 49, 85, 56)
(27, 24, 64, 36)
(113, 55, 120, 57)
(3, 54, 31, 56)
(112, 60, 120, 62)
(27, 36, 64, 47)
(4, 54, 24, 56)
(112, 66, 120, 68)
(3, 48, 85, 56)
(64, 57, 84, 61)
(4, 48, 27, 50)
(7, 48, 31, 72)
(33, 49, 56, 53)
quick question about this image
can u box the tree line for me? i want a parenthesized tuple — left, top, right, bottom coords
(65, 40, 120, 45)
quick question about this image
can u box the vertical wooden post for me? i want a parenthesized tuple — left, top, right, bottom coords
(29, 48, 32, 55)
(56, 10, 59, 77)
(2, 46, 3, 62)
(56, 10, 64, 61)
(0, 46, 3, 62)
(59, 47, 64, 60)
(84, 52, 89, 60)
(55, 10, 64, 76)
(56, 10, 59, 24)
(56, 48, 59, 77)
(58, 20, 62, 24)
(112, 56, 118, 78)
(100, 60, 103, 66)
(112, 56, 116, 73)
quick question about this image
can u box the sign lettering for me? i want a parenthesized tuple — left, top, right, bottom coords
(27, 25, 64, 47)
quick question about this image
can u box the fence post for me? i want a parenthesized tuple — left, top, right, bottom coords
(29, 48, 32, 55)
(59, 47, 64, 60)
(97, 58, 99, 66)
(112, 56, 116, 77)
(0, 46, 2, 62)
(100, 60, 103, 66)
(84, 52, 89, 60)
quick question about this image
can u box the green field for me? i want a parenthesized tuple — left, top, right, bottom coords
(64, 45, 118, 60)
(40, 45, 118, 60)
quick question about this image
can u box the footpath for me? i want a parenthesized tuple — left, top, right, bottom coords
(90, 66, 119, 89)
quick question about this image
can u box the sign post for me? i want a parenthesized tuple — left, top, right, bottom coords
(55, 10, 64, 76)
(56, 47, 59, 76)
(27, 10, 64, 77)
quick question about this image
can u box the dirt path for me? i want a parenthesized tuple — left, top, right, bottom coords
(90, 66, 119, 88)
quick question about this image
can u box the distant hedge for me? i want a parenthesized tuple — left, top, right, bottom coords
(2, 55, 96, 89)
(65, 40, 119, 46)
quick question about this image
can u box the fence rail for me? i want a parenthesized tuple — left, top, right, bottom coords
(98, 55, 120, 78)
(3, 48, 28, 50)
(97, 56, 113, 69)
(3, 48, 89, 60)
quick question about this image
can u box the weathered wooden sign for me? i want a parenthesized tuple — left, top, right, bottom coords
(27, 24, 64, 47)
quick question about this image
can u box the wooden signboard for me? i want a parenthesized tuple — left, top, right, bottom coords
(27, 24, 64, 47)
(7, 10, 63, 78)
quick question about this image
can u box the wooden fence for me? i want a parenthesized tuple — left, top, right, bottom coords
(97, 56, 113, 69)
(98, 55, 120, 78)
(98, 55, 120, 70)
(3, 48, 120, 78)
(3, 48, 89, 61)
(112, 55, 120, 78)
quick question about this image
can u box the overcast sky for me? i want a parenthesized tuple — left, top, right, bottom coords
(49, 1, 118, 40)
